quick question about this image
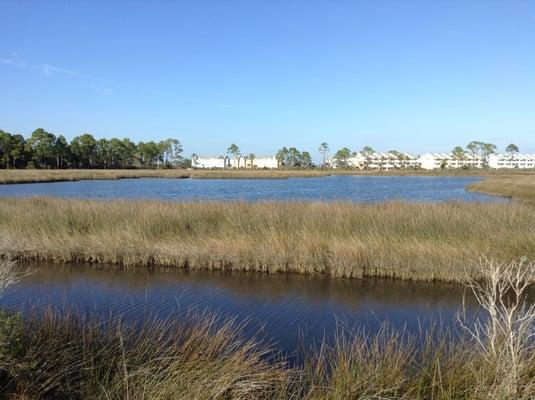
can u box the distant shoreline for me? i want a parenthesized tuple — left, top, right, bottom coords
(1, 167, 534, 185)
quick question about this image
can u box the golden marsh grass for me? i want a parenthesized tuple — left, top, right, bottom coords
(1, 198, 534, 281)
(1, 168, 533, 184)
(468, 174, 535, 205)
(1, 310, 533, 399)
(0, 168, 192, 184)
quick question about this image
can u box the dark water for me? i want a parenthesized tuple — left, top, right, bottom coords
(0, 175, 506, 202)
(0, 265, 482, 360)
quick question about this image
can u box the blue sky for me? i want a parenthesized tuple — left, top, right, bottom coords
(1, 0, 534, 158)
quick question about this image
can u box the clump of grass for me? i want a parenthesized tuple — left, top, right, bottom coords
(0, 310, 290, 399)
(469, 174, 535, 205)
(1, 307, 533, 399)
(1, 198, 535, 281)
(298, 324, 535, 399)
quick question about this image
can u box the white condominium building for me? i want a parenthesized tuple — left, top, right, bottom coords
(418, 153, 535, 170)
(417, 153, 484, 170)
(192, 155, 278, 169)
(191, 156, 227, 169)
(192, 152, 535, 170)
(488, 154, 535, 169)
(331, 152, 419, 170)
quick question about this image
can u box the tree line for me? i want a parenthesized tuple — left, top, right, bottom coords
(0, 129, 185, 169)
(0, 130, 523, 171)
(451, 141, 519, 161)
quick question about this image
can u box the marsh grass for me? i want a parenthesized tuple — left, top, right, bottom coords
(0, 310, 533, 399)
(0, 169, 192, 184)
(0, 258, 534, 399)
(1, 168, 533, 184)
(0, 310, 290, 399)
(468, 174, 535, 205)
(1, 198, 535, 281)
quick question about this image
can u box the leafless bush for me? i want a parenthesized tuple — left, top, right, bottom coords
(0, 258, 18, 297)
(460, 257, 535, 399)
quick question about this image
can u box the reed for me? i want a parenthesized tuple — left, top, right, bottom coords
(1, 168, 533, 184)
(1, 311, 533, 399)
(0, 310, 290, 399)
(1, 198, 534, 281)
(0, 169, 192, 184)
(468, 174, 535, 205)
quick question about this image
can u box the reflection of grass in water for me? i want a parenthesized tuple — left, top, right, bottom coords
(18, 263, 478, 311)
(2, 197, 535, 281)
(0, 260, 534, 398)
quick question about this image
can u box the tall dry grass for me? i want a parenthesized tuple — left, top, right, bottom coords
(0, 169, 192, 184)
(1, 304, 533, 399)
(0, 310, 290, 399)
(469, 174, 535, 205)
(1, 198, 534, 281)
(0, 258, 534, 399)
(2, 168, 533, 184)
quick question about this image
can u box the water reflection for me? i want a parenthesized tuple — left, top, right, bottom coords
(0, 264, 484, 359)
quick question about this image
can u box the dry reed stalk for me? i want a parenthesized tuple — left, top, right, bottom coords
(1, 198, 534, 281)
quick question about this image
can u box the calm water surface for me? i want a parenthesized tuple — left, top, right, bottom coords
(0, 175, 505, 202)
(1, 265, 482, 360)
(0, 176, 511, 360)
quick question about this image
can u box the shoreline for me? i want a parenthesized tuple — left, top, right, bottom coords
(1, 168, 534, 184)
(467, 174, 535, 205)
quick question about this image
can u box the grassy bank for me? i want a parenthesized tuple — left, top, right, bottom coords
(468, 174, 535, 205)
(1, 168, 534, 184)
(0, 169, 192, 184)
(1, 198, 534, 281)
(0, 168, 332, 184)
(0, 309, 533, 399)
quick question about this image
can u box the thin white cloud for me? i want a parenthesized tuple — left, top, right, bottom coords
(41, 63, 82, 77)
(1, 52, 114, 96)
(0, 52, 26, 67)
(1, 52, 86, 80)
(1, 52, 172, 98)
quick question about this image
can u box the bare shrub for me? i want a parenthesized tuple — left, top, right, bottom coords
(460, 258, 535, 399)
(0, 258, 18, 297)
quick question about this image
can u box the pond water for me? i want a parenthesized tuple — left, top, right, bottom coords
(1, 265, 483, 361)
(0, 175, 505, 202)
